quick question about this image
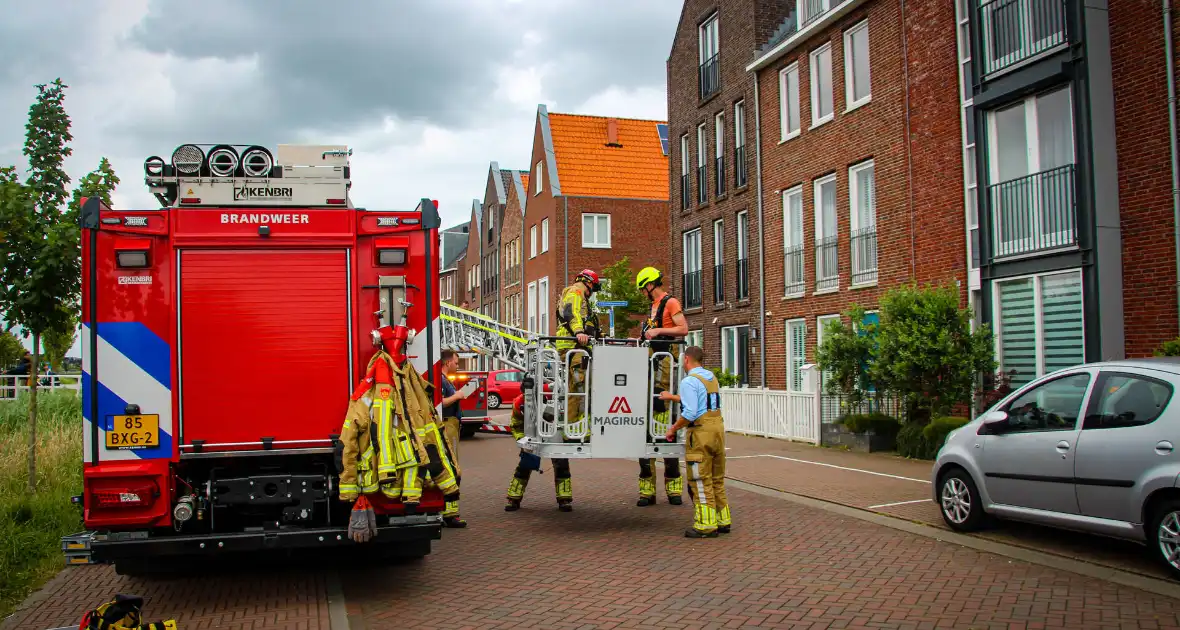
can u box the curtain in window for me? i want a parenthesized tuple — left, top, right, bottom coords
(788, 321, 807, 391)
(856, 166, 875, 228)
(998, 278, 1037, 387)
(820, 179, 837, 237)
(1041, 272, 1083, 375)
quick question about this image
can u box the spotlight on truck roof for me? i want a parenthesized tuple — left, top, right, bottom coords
(171, 144, 204, 175)
(144, 155, 165, 177)
(207, 145, 239, 178)
(240, 145, 274, 178)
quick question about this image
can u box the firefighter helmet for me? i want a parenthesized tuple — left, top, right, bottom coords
(636, 266, 663, 290)
(575, 268, 602, 292)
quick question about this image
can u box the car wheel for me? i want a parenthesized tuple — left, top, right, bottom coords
(460, 424, 477, 439)
(1148, 499, 1180, 579)
(487, 393, 501, 409)
(938, 467, 986, 532)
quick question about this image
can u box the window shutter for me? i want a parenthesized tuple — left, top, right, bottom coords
(1040, 273, 1083, 375)
(998, 279, 1037, 387)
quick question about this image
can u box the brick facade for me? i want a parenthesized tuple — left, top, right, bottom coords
(462, 202, 482, 311)
(1110, 0, 1180, 357)
(500, 170, 527, 329)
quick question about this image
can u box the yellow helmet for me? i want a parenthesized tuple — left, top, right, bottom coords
(636, 266, 663, 290)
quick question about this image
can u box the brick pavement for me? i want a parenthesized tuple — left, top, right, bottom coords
(345, 434, 1180, 629)
(721, 433, 1171, 581)
(1, 561, 331, 630)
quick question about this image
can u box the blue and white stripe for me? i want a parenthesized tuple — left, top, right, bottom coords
(81, 322, 174, 462)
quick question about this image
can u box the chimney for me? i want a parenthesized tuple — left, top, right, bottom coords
(605, 118, 621, 147)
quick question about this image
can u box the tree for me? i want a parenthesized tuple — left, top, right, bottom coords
(594, 256, 651, 337)
(0, 79, 77, 493)
(871, 283, 996, 425)
(42, 314, 76, 371)
(815, 305, 880, 408)
(0, 330, 24, 369)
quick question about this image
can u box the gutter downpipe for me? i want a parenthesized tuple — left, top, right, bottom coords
(754, 67, 767, 387)
(1166, 0, 1180, 333)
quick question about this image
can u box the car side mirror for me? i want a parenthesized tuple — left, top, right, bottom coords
(979, 410, 1009, 434)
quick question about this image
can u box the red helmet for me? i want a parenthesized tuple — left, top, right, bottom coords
(576, 269, 601, 292)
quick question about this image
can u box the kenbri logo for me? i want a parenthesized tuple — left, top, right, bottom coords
(233, 186, 293, 200)
(221, 213, 310, 225)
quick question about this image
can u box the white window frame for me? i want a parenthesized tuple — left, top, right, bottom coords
(779, 62, 801, 141)
(683, 228, 703, 275)
(816, 313, 841, 384)
(782, 185, 805, 297)
(849, 159, 877, 285)
(582, 213, 611, 249)
(991, 269, 1085, 381)
(541, 218, 550, 253)
(786, 318, 808, 392)
(798, 0, 832, 25)
(697, 123, 707, 169)
(527, 281, 537, 332)
(813, 173, 838, 290)
(699, 12, 720, 65)
(986, 86, 1076, 257)
(713, 219, 724, 267)
(534, 160, 543, 196)
(475, 263, 481, 288)
(530, 225, 537, 258)
(686, 330, 704, 350)
(538, 276, 550, 335)
(736, 211, 749, 261)
(720, 325, 747, 381)
(734, 100, 746, 150)
(715, 112, 725, 160)
(843, 20, 871, 111)
(810, 43, 835, 128)
(680, 134, 690, 176)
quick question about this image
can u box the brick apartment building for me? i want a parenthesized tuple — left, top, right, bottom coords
(959, 0, 1180, 385)
(670, 0, 966, 390)
(521, 105, 671, 336)
(439, 222, 468, 307)
(500, 168, 529, 330)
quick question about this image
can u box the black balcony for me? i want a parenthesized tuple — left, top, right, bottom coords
(734, 145, 748, 189)
(815, 236, 839, 292)
(978, 0, 1067, 76)
(988, 163, 1077, 260)
(699, 54, 721, 100)
(850, 227, 878, 286)
(680, 174, 690, 210)
(715, 156, 727, 197)
(736, 258, 749, 301)
(784, 244, 805, 296)
(683, 271, 703, 309)
(698, 165, 707, 204)
(713, 263, 725, 304)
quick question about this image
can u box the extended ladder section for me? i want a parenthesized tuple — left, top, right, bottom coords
(438, 304, 685, 460)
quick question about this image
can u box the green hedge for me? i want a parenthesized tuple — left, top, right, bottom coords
(839, 412, 901, 439)
(896, 416, 970, 460)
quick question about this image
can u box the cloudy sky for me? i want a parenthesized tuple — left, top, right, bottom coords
(0, 0, 680, 356)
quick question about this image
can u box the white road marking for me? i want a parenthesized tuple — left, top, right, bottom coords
(727, 454, 931, 484)
(867, 499, 931, 509)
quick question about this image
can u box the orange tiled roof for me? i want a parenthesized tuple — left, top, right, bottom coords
(519, 172, 530, 196)
(547, 113, 669, 200)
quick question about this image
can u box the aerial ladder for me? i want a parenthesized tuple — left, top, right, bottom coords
(439, 304, 686, 460)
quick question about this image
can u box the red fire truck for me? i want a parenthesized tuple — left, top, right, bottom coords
(65, 143, 447, 574)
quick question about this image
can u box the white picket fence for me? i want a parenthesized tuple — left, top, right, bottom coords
(720, 364, 821, 445)
(0, 373, 81, 400)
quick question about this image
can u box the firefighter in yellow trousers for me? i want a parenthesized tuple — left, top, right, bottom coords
(659, 346, 730, 538)
(554, 268, 602, 434)
(505, 390, 573, 511)
(636, 267, 687, 507)
(439, 348, 475, 528)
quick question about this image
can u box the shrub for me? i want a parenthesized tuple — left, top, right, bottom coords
(872, 283, 996, 425)
(895, 422, 931, 459)
(923, 416, 970, 450)
(839, 412, 900, 439)
(1156, 337, 1180, 357)
(710, 368, 741, 388)
(0, 391, 82, 618)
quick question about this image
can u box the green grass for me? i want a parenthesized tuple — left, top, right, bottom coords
(0, 391, 83, 619)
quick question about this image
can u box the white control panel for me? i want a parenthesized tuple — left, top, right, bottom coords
(589, 345, 650, 458)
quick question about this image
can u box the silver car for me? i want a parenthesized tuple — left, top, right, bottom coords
(932, 358, 1180, 577)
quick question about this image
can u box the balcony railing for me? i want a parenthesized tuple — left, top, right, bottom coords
(735, 145, 748, 188)
(978, 0, 1067, 76)
(681, 174, 690, 210)
(800, 0, 831, 29)
(698, 165, 707, 204)
(988, 163, 1076, 259)
(784, 244, 805, 296)
(713, 263, 725, 304)
(699, 54, 721, 100)
(850, 227, 878, 286)
(736, 257, 749, 301)
(815, 236, 839, 292)
(683, 270, 703, 309)
(715, 156, 727, 197)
